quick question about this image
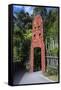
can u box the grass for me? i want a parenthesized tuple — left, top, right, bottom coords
(47, 75, 58, 81)
(44, 72, 58, 81)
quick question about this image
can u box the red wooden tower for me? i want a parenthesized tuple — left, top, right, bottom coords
(29, 15, 45, 72)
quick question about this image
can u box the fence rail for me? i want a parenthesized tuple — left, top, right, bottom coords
(46, 56, 58, 69)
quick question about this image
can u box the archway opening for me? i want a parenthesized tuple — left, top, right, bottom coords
(34, 47, 41, 72)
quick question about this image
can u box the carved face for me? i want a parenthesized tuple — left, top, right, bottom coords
(32, 15, 43, 31)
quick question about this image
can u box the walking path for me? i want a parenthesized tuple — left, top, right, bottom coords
(14, 71, 55, 85)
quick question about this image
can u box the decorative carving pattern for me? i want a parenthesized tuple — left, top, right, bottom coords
(30, 15, 45, 72)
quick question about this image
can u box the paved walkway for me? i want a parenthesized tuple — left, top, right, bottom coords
(14, 71, 54, 85)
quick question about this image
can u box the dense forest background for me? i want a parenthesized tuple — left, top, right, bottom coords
(13, 5, 59, 64)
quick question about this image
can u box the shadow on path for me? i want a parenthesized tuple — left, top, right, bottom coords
(13, 62, 27, 85)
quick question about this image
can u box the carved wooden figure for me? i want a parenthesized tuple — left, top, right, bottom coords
(29, 15, 45, 72)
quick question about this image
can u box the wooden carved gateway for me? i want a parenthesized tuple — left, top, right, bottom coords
(29, 15, 45, 72)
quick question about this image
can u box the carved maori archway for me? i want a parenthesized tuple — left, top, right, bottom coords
(29, 15, 45, 72)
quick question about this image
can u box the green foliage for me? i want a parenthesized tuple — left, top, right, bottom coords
(33, 7, 47, 21)
(24, 29, 32, 40)
(13, 7, 59, 64)
(50, 48, 58, 56)
(47, 66, 58, 75)
(14, 10, 32, 31)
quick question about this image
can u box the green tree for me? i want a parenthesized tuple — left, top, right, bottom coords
(13, 10, 32, 63)
(45, 8, 59, 56)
